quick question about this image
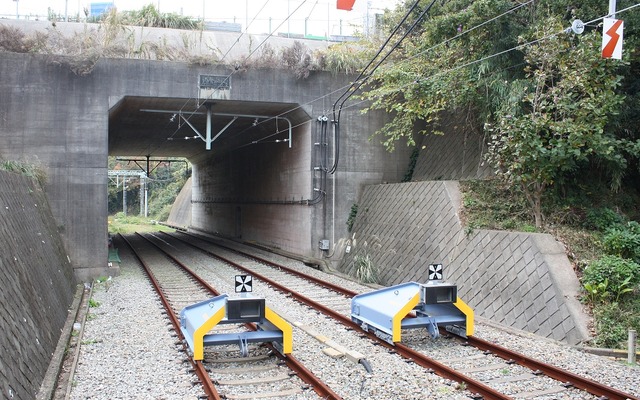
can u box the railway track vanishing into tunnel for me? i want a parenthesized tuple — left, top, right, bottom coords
(145, 231, 639, 400)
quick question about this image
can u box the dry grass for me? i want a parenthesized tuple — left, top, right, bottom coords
(0, 18, 367, 77)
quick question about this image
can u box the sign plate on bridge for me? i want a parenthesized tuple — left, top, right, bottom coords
(199, 75, 230, 90)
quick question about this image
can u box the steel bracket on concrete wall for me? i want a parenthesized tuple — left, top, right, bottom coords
(141, 107, 292, 150)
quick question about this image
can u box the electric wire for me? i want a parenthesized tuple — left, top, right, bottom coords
(232, 0, 541, 139)
(217, 0, 272, 62)
(140, 0, 308, 157)
(375, 0, 536, 76)
(146, 2, 640, 162)
(328, 0, 438, 174)
(335, 3, 640, 116)
(331, 0, 423, 124)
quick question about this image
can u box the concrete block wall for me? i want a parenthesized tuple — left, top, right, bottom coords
(339, 180, 590, 344)
(411, 114, 492, 181)
(0, 171, 76, 400)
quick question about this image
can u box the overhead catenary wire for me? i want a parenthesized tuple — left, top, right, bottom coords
(335, 3, 640, 117)
(331, 0, 422, 123)
(150, 0, 640, 159)
(328, 0, 438, 174)
(142, 0, 309, 157)
(217, 0, 640, 170)
(218, 0, 553, 151)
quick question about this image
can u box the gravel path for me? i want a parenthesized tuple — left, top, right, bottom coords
(67, 240, 640, 400)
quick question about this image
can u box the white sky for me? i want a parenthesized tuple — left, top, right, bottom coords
(0, 0, 400, 36)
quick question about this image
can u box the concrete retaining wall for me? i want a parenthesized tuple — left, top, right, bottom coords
(412, 113, 493, 181)
(167, 176, 192, 228)
(0, 171, 76, 400)
(339, 181, 590, 344)
(0, 49, 412, 279)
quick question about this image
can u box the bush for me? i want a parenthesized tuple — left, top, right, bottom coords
(582, 255, 640, 302)
(602, 221, 640, 262)
(346, 203, 358, 232)
(591, 301, 640, 348)
(584, 208, 624, 231)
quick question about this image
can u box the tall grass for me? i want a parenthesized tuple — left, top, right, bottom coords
(0, 159, 47, 186)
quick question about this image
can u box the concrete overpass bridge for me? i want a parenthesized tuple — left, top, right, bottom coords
(0, 51, 411, 281)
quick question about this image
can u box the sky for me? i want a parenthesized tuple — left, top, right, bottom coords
(0, 0, 400, 36)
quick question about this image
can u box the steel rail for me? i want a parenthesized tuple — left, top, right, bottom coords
(466, 335, 640, 400)
(118, 234, 220, 400)
(167, 231, 359, 298)
(170, 233, 640, 400)
(138, 233, 342, 400)
(168, 234, 509, 399)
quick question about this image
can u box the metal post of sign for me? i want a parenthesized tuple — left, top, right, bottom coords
(139, 176, 144, 216)
(629, 329, 637, 365)
(144, 176, 148, 217)
(609, 0, 616, 18)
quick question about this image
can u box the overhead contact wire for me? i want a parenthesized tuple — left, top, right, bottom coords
(150, 0, 305, 156)
(337, 4, 640, 115)
(329, 0, 438, 174)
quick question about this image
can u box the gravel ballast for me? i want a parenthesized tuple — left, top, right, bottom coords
(67, 241, 640, 400)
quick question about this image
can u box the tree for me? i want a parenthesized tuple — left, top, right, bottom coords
(362, 0, 640, 227)
(362, 0, 528, 150)
(485, 21, 626, 227)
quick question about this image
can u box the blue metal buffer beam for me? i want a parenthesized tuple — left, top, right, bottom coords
(351, 281, 474, 344)
(180, 294, 293, 360)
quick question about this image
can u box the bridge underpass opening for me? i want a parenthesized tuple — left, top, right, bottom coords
(108, 96, 321, 253)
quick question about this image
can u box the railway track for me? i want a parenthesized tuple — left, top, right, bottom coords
(119, 233, 340, 400)
(157, 231, 639, 400)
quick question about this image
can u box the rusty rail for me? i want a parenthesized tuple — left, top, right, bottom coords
(138, 233, 342, 400)
(170, 232, 640, 400)
(119, 234, 220, 400)
(466, 335, 640, 400)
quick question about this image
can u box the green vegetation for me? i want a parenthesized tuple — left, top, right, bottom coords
(461, 179, 640, 348)
(88, 299, 100, 308)
(364, 0, 640, 227)
(108, 156, 189, 223)
(402, 147, 420, 182)
(347, 203, 359, 232)
(353, 253, 378, 284)
(94, 4, 201, 30)
(108, 213, 175, 235)
(0, 159, 47, 186)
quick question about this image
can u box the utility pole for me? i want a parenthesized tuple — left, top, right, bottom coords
(122, 177, 127, 217)
(139, 176, 144, 217)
